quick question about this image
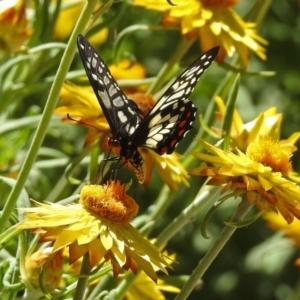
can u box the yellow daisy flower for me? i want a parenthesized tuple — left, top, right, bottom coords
(189, 135, 300, 224)
(55, 62, 190, 190)
(0, 0, 32, 52)
(133, 0, 267, 68)
(18, 181, 171, 282)
(214, 96, 300, 184)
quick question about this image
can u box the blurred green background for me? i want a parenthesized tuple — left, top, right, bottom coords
(1, 0, 300, 299)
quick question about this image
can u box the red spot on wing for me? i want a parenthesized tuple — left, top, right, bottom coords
(160, 147, 168, 154)
(178, 129, 185, 137)
(178, 120, 187, 128)
(170, 140, 177, 148)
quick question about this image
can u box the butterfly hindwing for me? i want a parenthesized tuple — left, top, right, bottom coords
(77, 34, 141, 136)
(132, 46, 219, 155)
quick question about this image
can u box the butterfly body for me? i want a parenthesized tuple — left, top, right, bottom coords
(77, 34, 219, 183)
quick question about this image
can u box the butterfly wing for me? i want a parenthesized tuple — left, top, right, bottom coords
(77, 34, 141, 136)
(133, 46, 219, 155)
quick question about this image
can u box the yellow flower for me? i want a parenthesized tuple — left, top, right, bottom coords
(189, 135, 300, 224)
(133, 0, 267, 68)
(215, 96, 283, 152)
(55, 63, 190, 190)
(0, 0, 32, 52)
(53, 0, 108, 44)
(24, 247, 63, 292)
(18, 181, 171, 282)
(214, 97, 300, 185)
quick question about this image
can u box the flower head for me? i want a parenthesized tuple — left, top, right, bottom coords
(0, 0, 32, 52)
(133, 0, 267, 68)
(189, 135, 300, 224)
(18, 181, 171, 282)
(24, 247, 63, 292)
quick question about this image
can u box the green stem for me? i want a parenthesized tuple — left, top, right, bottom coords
(174, 199, 252, 300)
(222, 74, 240, 150)
(245, 0, 272, 24)
(110, 272, 138, 300)
(155, 185, 221, 248)
(0, 0, 99, 233)
(147, 185, 171, 221)
(73, 254, 91, 300)
(147, 37, 194, 95)
(45, 173, 69, 202)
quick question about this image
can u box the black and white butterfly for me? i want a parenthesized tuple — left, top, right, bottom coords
(77, 34, 219, 183)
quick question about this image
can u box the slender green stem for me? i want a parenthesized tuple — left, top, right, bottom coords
(155, 185, 221, 248)
(45, 173, 69, 202)
(0, 0, 99, 233)
(245, 0, 272, 24)
(222, 74, 240, 150)
(175, 199, 252, 300)
(113, 25, 175, 62)
(147, 185, 171, 220)
(110, 272, 138, 300)
(147, 37, 194, 95)
(73, 254, 91, 300)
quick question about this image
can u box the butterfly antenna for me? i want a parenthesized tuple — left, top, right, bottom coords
(66, 113, 111, 139)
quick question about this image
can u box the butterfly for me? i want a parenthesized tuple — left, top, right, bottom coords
(77, 34, 219, 183)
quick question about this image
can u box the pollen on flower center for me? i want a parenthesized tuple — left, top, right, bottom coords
(200, 0, 238, 9)
(246, 136, 293, 175)
(80, 181, 139, 222)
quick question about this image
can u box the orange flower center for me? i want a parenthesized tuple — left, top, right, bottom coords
(200, 0, 238, 8)
(246, 136, 293, 175)
(80, 181, 139, 222)
(127, 93, 156, 116)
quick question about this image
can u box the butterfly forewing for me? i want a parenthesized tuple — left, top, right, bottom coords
(132, 46, 219, 155)
(77, 34, 141, 136)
